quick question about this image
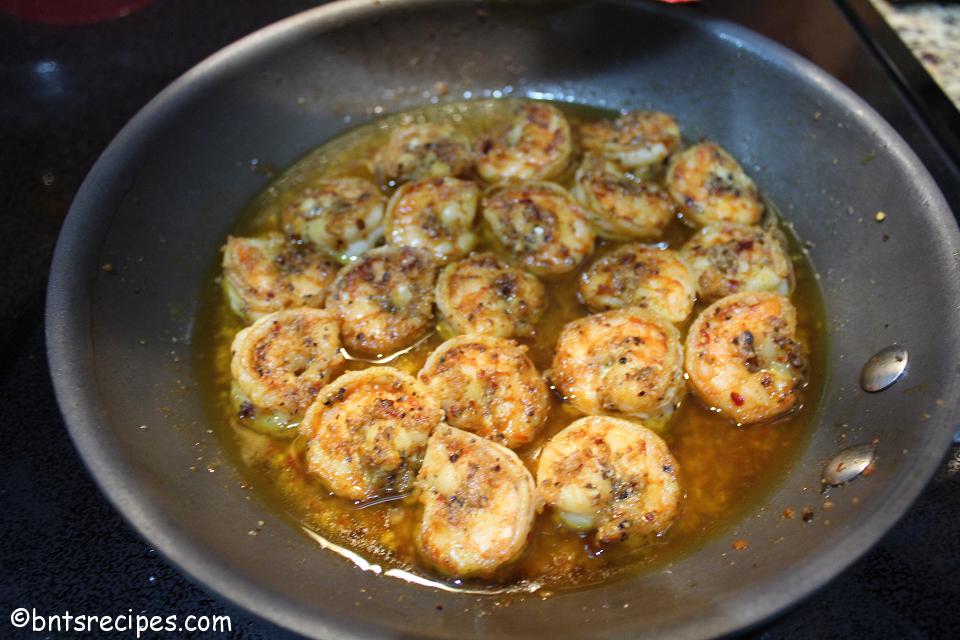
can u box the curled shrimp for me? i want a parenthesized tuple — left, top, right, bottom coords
(385, 176, 480, 262)
(665, 141, 763, 227)
(281, 176, 386, 263)
(579, 110, 681, 171)
(685, 291, 807, 424)
(680, 222, 794, 301)
(415, 424, 540, 577)
(548, 308, 686, 422)
(230, 308, 346, 434)
(536, 416, 682, 544)
(476, 102, 572, 182)
(418, 334, 550, 449)
(579, 244, 696, 323)
(373, 122, 473, 187)
(300, 367, 443, 501)
(572, 154, 676, 241)
(222, 233, 339, 322)
(481, 181, 595, 276)
(435, 252, 547, 339)
(326, 246, 438, 357)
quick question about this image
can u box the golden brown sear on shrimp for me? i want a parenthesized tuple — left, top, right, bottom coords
(326, 246, 438, 357)
(415, 425, 540, 577)
(571, 154, 676, 241)
(373, 123, 474, 187)
(665, 142, 763, 227)
(300, 367, 443, 501)
(549, 308, 686, 422)
(435, 252, 547, 339)
(230, 308, 345, 424)
(685, 291, 807, 424)
(481, 181, 595, 276)
(418, 335, 550, 448)
(579, 243, 696, 323)
(537, 416, 682, 544)
(476, 102, 573, 182)
(280, 176, 386, 263)
(385, 176, 480, 262)
(680, 222, 794, 301)
(222, 233, 339, 322)
(579, 110, 681, 171)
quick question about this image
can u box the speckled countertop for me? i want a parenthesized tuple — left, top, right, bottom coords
(872, 0, 960, 107)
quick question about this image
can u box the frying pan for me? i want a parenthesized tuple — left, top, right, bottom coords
(45, 0, 960, 637)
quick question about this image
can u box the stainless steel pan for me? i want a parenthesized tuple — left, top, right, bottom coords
(46, 1, 960, 637)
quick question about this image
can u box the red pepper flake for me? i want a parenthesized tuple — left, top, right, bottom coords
(802, 507, 815, 523)
(730, 392, 745, 407)
(782, 507, 796, 520)
(731, 539, 749, 551)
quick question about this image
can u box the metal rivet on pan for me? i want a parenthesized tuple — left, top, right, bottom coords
(822, 444, 876, 488)
(860, 345, 908, 392)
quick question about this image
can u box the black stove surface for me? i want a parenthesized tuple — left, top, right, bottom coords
(1, 1, 958, 637)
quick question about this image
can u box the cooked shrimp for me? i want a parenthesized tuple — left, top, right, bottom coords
(665, 142, 763, 227)
(230, 308, 345, 431)
(418, 335, 550, 449)
(300, 367, 442, 501)
(326, 246, 437, 356)
(435, 252, 546, 338)
(536, 416, 681, 544)
(372, 122, 473, 187)
(222, 233, 339, 322)
(476, 102, 572, 182)
(579, 110, 681, 171)
(385, 177, 480, 262)
(571, 154, 676, 240)
(685, 291, 807, 424)
(415, 424, 539, 577)
(680, 222, 794, 301)
(549, 308, 685, 421)
(280, 176, 386, 263)
(481, 182, 595, 276)
(579, 244, 696, 323)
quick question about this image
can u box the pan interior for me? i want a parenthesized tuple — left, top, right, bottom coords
(195, 96, 827, 592)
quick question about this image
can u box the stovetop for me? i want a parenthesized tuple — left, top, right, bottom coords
(1, 1, 958, 637)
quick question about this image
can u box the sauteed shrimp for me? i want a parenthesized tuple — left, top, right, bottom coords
(579, 244, 696, 323)
(385, 177, 480, 262)
(476, 102, 572, 182)
(435, 252, 546, 338)
(203, 98, 823, 588)
(373, 123, 473, 186)
(222, 233, 339, 322)
(685, 291, 807, 424)
(418, 335, 550, 449)
(536, 416, 682, 544)
(230, 308, 345, 425)
(300, 367, 442, 501)
(665, 142, 763, 227)
(681, 222, 794, 301)
(415, 425, 539, 577)
(549, 308, 685, 421)
(572, 154, 676, 241)
(481, 181, 595, 276)
(326, 246, 437, 356)
(579, 110, 681, 171)
(281, 176, 386, 263)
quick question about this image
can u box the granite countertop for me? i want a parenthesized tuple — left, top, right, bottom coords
(872, 0, 960, 107)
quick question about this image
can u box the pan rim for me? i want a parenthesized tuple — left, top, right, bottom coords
(45, 1, 960, 638)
